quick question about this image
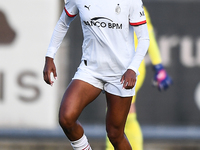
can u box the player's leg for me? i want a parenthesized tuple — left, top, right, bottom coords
(105, 60, 145, 150)
(106, 92, 132, 150)
(105, 102, 143, 150)
(58, 79, 102, 149)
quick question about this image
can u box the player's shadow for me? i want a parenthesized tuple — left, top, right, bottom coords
(0, 10, 16, 44)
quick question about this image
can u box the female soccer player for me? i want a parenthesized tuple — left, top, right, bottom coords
(43, 0, 149, 149)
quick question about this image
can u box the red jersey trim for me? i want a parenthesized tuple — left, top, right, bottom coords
(64, 7, 77, 18)
(130, 20, 147, 26)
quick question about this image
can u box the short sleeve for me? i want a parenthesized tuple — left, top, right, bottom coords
(64, 0, 78, 17)
(129, 0, 146, 26)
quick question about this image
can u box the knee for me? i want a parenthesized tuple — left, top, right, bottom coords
(58, 109, 76, 129)
(106, 126, 123, 143)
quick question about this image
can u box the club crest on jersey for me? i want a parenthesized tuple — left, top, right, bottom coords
(115, 4, 121, 14)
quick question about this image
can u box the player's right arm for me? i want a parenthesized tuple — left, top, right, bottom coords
(45, 10, 76, 59)
(43, 5, 77, 86)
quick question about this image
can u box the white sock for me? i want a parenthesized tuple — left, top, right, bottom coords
(70, 134, 92, 150)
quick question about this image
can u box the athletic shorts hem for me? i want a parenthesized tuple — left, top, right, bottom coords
(72, 77, 103, 90)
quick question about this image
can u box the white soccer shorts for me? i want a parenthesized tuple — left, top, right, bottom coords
(72, 61, 136, 97)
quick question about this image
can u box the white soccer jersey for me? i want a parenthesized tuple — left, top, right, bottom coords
(46, 0, 149, 77)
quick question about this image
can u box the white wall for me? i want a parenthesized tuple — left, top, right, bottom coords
(0, 0, 61, 129)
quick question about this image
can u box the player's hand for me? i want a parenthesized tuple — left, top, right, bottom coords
(152, 63, 172, 91)
(120, 69, 136, 89)
(43, 57, 57, 86)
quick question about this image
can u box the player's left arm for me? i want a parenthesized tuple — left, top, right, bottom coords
(127, 0, 149, 75)
(122, 0, 149, 89)
(123, 24, 149, 89)
(144, 7, 172, 91)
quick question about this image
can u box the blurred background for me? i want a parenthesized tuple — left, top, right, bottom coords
(0, 0, 200, 149)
